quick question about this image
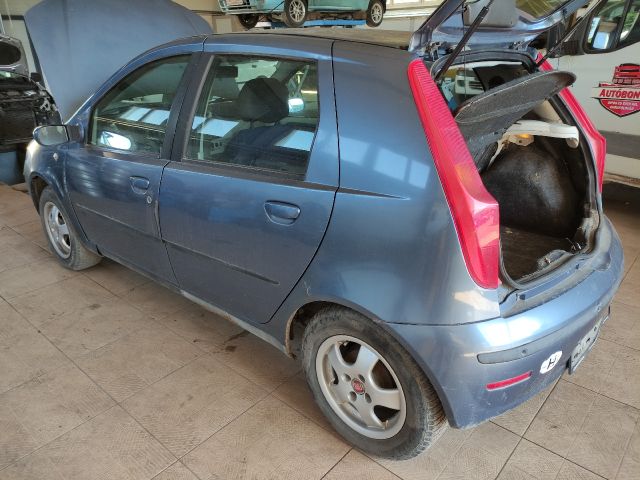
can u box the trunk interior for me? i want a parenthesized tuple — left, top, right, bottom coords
(438, 58, 598, 285)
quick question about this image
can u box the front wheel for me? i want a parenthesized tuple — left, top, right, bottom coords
(238, 14, 259, 30)
(283, 0, 307, 28)
(302, 307, 446, 459)
(366, 0, 384, 27)
(39, 186, 101, 270)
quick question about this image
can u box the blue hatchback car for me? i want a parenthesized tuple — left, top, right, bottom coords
(218, 0, 385, 29)
(25, 0, 623, 459)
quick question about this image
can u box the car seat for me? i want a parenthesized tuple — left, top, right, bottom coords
(223, 77, 310, 175)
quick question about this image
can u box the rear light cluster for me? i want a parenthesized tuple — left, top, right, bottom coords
(408, 59, 500, 290)
(538, 58, 607, 192)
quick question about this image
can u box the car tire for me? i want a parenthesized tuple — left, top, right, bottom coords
(302, 306, 447, 459)
(283, 0, 307, 28)
(39, 186, 101, 271)
(366, 0, 384, 27)
(238, 14, 259, 30)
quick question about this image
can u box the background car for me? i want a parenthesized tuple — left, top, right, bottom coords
(218, 0, 386, 29)
(0, 34, 59, 183)
(545, 0, 640, 185)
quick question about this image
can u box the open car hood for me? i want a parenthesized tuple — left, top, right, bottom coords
(24, 0, 212, 121)
(410, 0, 590, 54)
(0, 35, 29, 77)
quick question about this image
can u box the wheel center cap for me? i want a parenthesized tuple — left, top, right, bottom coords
(351, 378, 365, 395)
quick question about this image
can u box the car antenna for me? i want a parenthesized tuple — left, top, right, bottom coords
(536, 0, 606, 67)
(434, 0, 496, 83)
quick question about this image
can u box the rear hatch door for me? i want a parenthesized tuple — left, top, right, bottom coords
(410, 0, 591, 54)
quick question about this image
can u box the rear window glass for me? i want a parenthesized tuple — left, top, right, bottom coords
(516, 0, 567, 19)
(439, 62, 529, 111)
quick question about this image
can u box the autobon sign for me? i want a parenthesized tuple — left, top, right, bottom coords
(591, 63, 640, 117)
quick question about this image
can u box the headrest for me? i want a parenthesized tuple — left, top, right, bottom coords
(212, 75, 240, 100)
(236, 77, 289, 123)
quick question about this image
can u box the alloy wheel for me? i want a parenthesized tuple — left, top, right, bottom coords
(371, 3, 383, 24)
(316, 335, 406, 439)
(289, 0, 306, 23)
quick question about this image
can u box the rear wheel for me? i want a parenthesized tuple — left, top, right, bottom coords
(238, 14, 259, 29)
(284, 0, 307, 27)
(302, 307, 446, 459)
(366, 0, 384, 27)
(39, 186, 101, 270)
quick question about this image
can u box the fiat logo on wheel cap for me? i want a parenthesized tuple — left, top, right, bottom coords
(351, 378, 365, 395)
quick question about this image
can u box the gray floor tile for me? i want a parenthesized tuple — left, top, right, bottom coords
(123, 354, 267, 457)
(1, 406, 175, 480)
(182, 396, 348, 480)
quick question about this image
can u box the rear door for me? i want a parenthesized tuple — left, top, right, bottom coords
(159, 39, 338, 324)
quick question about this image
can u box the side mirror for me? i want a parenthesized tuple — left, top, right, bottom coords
(33, 125, 69, 146)
(30, 72, 43, 83)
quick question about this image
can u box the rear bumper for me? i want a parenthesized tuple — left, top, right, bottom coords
(389, 217, 624, 428)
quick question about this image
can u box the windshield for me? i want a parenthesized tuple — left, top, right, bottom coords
(517, 0, 570, 18)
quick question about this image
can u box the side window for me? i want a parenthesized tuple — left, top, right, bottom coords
(185, 55, 319, 177)
(586, 0, 640, 51)
(90, 55, 190, 154)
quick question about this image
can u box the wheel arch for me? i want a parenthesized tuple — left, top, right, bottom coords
(26, 170, 97, 253)
(283, 298, 452, 423)
(29, 174, 49, 213)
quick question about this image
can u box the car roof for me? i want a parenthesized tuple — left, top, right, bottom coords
(212, 28, 412, 50)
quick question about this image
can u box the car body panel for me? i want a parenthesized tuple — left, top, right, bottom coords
(390, 217, 623, 427)
(294, 40, 501, 325)
(24, 0, 212, 121)
(65, 151, 177, 282)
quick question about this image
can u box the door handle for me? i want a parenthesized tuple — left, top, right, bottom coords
(129, 176, 150, 194)
(264, 201, 301, 225)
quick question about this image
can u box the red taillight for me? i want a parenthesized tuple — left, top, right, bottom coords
(486, 371, 532, 390)
(538, 57, 607, 192)
(408, 59, 500, 290)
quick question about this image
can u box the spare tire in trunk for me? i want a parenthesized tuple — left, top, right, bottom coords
(482, 143, 579, 237)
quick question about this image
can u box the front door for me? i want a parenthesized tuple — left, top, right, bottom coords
(66, 54, 193, 281)
(160, 48, 338, 324)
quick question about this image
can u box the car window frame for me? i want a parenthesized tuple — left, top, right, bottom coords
(171, 52, 322, 182)
(583, 0, 640, 53)
(85, 52, 201, 161)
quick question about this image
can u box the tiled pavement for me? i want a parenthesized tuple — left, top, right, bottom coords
(0, 182, 638, 480)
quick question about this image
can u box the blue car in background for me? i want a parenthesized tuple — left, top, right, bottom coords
(218, 0, 385, 28)
(24, 0, 623, 460)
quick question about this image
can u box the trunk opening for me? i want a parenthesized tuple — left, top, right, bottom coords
(437, 56, 599, 287)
